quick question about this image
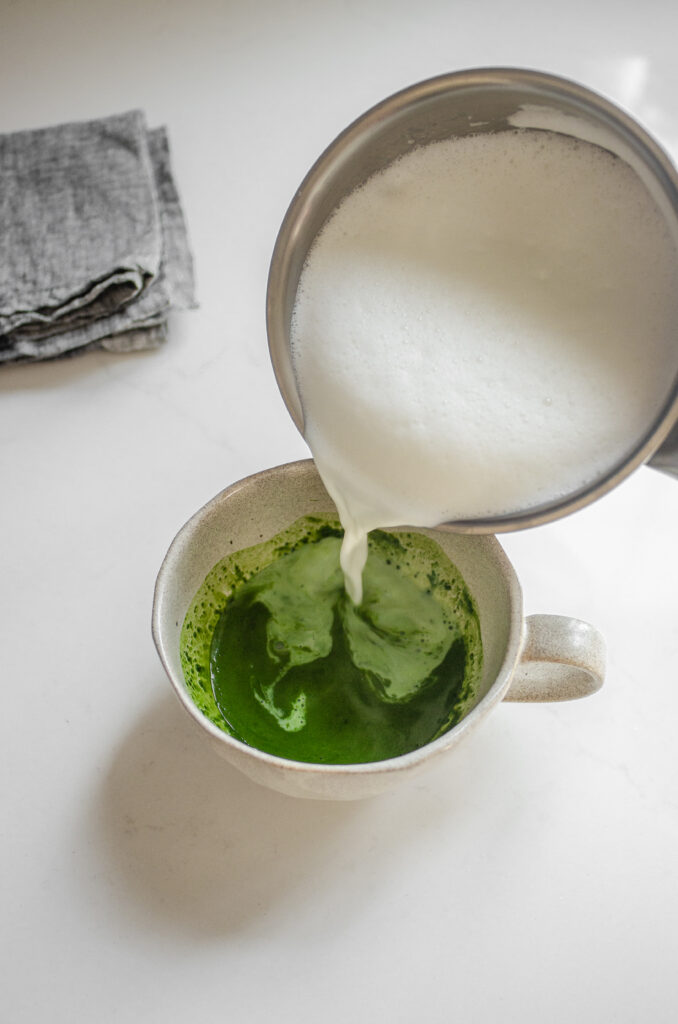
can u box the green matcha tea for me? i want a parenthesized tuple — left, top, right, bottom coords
(180, 517, 482, 764)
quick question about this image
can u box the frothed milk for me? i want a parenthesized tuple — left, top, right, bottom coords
(290, 129, 678, 601)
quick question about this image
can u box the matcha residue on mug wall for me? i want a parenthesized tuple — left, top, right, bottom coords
(180, 516, 482, 764)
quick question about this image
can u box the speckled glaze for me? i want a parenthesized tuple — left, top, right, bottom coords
(152, 461, 605, 799)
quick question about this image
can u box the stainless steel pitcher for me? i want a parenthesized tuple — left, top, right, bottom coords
(266, 68, 678, 532)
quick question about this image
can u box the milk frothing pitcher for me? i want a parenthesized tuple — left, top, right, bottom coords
(266, 68, 678, 532)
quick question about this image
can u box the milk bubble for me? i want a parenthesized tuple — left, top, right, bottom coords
(290, 130, 678, 602)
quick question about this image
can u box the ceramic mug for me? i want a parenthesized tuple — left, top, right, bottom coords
(152, 461, 605, 800)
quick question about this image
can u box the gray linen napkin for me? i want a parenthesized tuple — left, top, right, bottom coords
(0, 110, 195, 363)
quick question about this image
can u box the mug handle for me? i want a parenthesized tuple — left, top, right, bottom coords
(504, 614, 605, 702)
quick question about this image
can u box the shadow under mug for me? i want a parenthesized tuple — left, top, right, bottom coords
(152, 461, 605, 800)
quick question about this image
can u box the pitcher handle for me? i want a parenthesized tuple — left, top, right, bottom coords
(504, 614, 605, 702)
(647, 419, 678, 479)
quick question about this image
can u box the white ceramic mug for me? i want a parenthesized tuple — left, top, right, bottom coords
(152, 460, 605, 800)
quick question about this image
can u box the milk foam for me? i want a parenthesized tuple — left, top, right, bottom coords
(290, 130, 678, 602)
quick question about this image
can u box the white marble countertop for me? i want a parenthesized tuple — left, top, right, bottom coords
(2, 2, 677, 1021)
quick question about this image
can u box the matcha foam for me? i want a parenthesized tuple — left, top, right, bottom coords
(180, 517, 482, 764)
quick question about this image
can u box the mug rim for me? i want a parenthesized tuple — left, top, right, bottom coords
(152, 459, 524, 778)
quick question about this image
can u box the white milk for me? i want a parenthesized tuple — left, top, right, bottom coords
(290, 130, 678, 602)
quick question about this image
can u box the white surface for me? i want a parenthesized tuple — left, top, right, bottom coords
(1, 2, 677, 1021)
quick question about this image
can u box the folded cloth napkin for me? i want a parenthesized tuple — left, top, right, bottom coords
(0, 109, 195, 363)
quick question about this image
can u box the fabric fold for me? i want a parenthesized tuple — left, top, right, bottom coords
(0, 109, 195, 364)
